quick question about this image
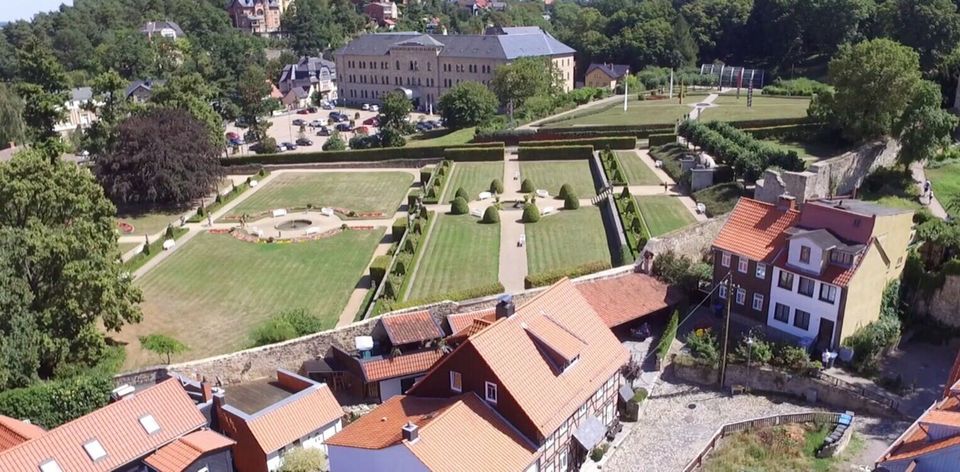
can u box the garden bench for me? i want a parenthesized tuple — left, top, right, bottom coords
(162, 239, 176, 250)
(320, 207, 334, 217)
(249, 180, 259, 187)
(305, 227, 320, 235)
(536, 189, 549, 198)
(542, 206, 557, 215)
(272, 208, 287, 217)
(470, 208, 483, 218)
(478, 191, 492, 200)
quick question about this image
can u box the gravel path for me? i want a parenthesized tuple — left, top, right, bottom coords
(602, 373, 907, 472)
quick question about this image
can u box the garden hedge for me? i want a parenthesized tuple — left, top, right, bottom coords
(221, 142, 505, 166)
(369, 255, 391, 284)
(648, 133, 677, 147)
(518, 145, 594, 161)
(741, 123, 823, 140)
(392, 218, 407, 242)
(524, 260, 613, 288)
(517, 136, 636, 150)
(419, 167, 433, 184)
(443, 146, 504, 162)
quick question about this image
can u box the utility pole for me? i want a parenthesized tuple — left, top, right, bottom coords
(623, 69, 629, 112)
(719, 274, 734, 389)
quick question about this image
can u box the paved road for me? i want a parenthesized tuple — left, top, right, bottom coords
(911, 161, 948, 219)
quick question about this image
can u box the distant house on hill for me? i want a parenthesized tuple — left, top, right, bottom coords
(140, 20, 185, 40)
(584, 63, 630, 90)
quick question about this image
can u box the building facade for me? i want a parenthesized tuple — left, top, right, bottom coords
(226, 0, 292, 36)
(711, 197, 913, 352)
(55, 87, 99, 135)
(584, 63, 629, 90)
(333, 27, 575, 110)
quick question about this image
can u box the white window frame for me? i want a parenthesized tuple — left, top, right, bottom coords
(718, 284, 727, 299)
(755, 263, 766, 279)
(721, 252, 731, 268)
(735, 288, 746, 305)
(819, 284, 837, 304)
(737, 257, 748, 274)
(752, 293, 764, 311)
(449, 371, 462, 393)
(484, 381, 498, 404)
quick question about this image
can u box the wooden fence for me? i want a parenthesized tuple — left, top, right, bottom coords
(681, 411, 843, 472)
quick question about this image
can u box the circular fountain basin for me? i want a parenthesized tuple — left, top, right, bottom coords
(275, 219, 313, 231)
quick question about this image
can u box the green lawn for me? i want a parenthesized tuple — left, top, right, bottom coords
(121, 229, 384, 368)
(700, 95, 811, 122)
(541, 96, 692, 128)
(616, 151, 662, 185)
(117, 211, 182, 236)
(703, 423, 862, 472)
(519, 161, 597, 197)
(119, 242, 140, 254)
(635, 196, 696, 236)
(225, 171, 413, 220)
(406, 214, 500, 301)
(441, 162, 505, 202)
(926, 161, 960, 217)
(526, 207, 610, 274)
(763, 138, 852, 163)
(406, 127, 476, 147)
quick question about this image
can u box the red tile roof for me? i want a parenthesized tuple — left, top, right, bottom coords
(362, 349, 445, 382)
(242, 383, 344, 454)
(326, 395, 458, 449)
(0, 416, 44, 452)
(447, 308, 495, 335)
(143, 430, 235, 472)
(381, 310, 444, 345)
(0, 379, 206, 472)
(524, 315, 585, 364)
(879, 369, 960, 465)
(576, 273, 680, 327)
(713, 198, 800, 262)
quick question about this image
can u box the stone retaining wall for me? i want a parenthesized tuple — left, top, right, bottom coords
(640, 214, 729, 263)
(914, 274, 960, 329)
(224, 158, 439, 174)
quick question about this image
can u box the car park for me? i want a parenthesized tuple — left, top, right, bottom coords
(281, 142, 297, 150)
(362, 117, 379, 126)
(335, 123, 353, 132)
(296, 109, 310, 115)
(307, 106, 318, 113)
(310, 120, 325, 127)
(316, 126, 330, 136)
(292, 118, 306, 126)
(355, 126, 370, 135)
(361, 103, 370, 110)
(296, 138, 313, 146)
(371, 104, 380, 112)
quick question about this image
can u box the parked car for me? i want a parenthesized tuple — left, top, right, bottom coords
(371, 104, 380, 112)
(243, 130, 258, 142)
(361, 103, 371, 111)
(309, 120, 325, 127)
(296, 138, 313, 146)
(296, 109, 310, 115)
(292, 118, 306, 126)
(335, 123, 353, 132)
(307, 106, 318, 113)
(429, 120, 442, 128)
(321, 101, 335, 110)
(281, 142, 297, 150)
(234, 117, 249, 128)
(355, 126, 370, 135)
(362, 117, 379, 126)
(316, 126, 330, 136)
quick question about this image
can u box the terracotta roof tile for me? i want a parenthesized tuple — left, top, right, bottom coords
(713, 198, 800, 262)
(406, 393, 536, 472)
(244, 384, 344, 454)
(0, 416, 44, 452)
(880, 379, 960, 464)
(382, 311, 444, 345)
(576, 273, 681, 327)
(524, 315, 585, 364)
(362, 349, 445, 382)
(0, 379, 206, 472)
(326, 395, 458, 449)
(143, 430, 235, 472)
(447, 308, 495, 335)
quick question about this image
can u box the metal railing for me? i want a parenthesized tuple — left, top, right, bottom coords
(813, 370, 900, 411)
(682, 411, 842, 472)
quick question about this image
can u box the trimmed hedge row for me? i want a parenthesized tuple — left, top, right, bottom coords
(475, 125, 674, 143)
(518, 136, 636, 150)
(221, 142, 505, 166)
(518, 145, 594, 161)
(377, 209, 434, 308)
(422, 160, 451, 204)
(369, 255, 391, 284)
(726, 116, 816, 129)
(443, 146, 504, 162)
(614, 189, 651, 260)
(741, 123, 823, 140)
(599, 149, 626, 185)
(648, 133, 677, 147)
(524, 260, 613, 288)
(677, 120, 805, 182)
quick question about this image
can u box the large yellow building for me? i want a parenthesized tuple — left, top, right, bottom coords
(333, 26, 575, 111)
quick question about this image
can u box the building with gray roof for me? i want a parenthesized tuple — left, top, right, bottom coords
(333, 27, 575, 110)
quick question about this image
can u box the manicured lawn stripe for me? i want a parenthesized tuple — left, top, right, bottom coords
(635, 196, 696, 236)
(542, 97, 694, 127)
(116, 211, 182, 237)
(441, 162, 505, 203)
(519, 161, 597, 197)
(616, 151, 661, 185)
(700, 95, 811, 122)
(226, 171, 412, 219)
(925, 162, 960, 217)
(406, 127, 476, 147)
(406, 214, 500, 301)
(122, 229, 384, 368)
(525, 207, 610, 274)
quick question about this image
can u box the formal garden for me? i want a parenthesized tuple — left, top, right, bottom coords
(440, 162, 505, 202)
(519, 160, 597, 197)
(525, 206, 611, 277)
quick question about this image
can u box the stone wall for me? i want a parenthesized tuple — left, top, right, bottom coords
(640, 213, 729, 263)
(755, 139, 900, 204)
(673, 361, 901, 418)
(690, 168, 716, 192)
(914, 274, 960, 328)
(225, 158, 439, 175)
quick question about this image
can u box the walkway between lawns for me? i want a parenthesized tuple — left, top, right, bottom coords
(499, 148, 529, 293)
(621, 148, 708, 223)
(911, 161, 948, 219)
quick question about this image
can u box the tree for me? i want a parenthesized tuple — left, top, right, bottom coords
(894, 80, 960, 165)
(15, 39, 69, 160)
(0, 84, 26, 147)
(492, 57, 562, 118)
(380, 90, 412, 130)
(669, 14, 698, 69)
(81, 70, 129, 157)
(95, 108, 224, 207)
(522, 203, 541, 223)
(236, 64, 273, 142)
(490, 179, 504, 194)
(0, 149, 142, 379)
(451, 197, 469, 215)
(564, 192, 580, 210)
(455, 186, 470, 202)
(278, 447, 327, 472)
(481, 206, 500, 224)
(94, 30, 153, 80)
(138, 334, 187, 364)
(520, 178, 535, 193)
(883, 0, 960, 72)
(323, 130, 347, 150)
(812, 39, 922, 142)
(151, 72, 225, 147)
(438, 82, 498, 129)
(283, 0, 366, 57)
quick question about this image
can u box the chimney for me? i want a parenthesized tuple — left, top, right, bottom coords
(200, 378, 213, 403)
(495, 294, 515, 320)
(402, 422, 419, 442)
(776, 194, 796, 211)
(213, 391, 226, 412)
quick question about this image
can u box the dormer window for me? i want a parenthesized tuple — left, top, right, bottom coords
(139, 414, 160, 434)
(830, 250, 854, 267)
(484, 381, 498, 404)
(83, 440, 107, 461)
(799, 246, 811, 264)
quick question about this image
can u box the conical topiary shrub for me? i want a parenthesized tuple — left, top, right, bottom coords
(522, 203, 541, 223)
(451, 197, 469, 215)
(564, 192, 580, 210)
(620, 186, 631, 198)
(455, 186, 470, 201)
(490, 179, 504, 194)
(559, 183, 573, 199)
(481, 206, 500, 224)
(520, 178, 535, 193)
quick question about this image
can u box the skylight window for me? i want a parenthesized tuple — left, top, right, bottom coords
(139, 415, 160, 434)
(83, 440, 107, 461)
(39, 461, 63, 472)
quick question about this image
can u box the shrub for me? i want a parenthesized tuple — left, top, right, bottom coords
(393, 258, 407, 276)
(563, 192, 580, 210)
(692, 182, 744, 217)
(620, 186, 631, 198)
(251, 318, 298, 346)
(843, 284, 902, 373)
(772, 344, 816, 374)
(490, 179, 504, 194)
(656, 310, 679, 360)
(455, 186, 470, 202)
(633, 387, 648, 403)
(685, 328, 719, 364)
(443, 146, 504, 161)
(481, 206, 500, 224)
(520, 178, 535, 193)
(522, 203, 541, 223)
(524, 260, 612, 288)
(420, 167, 433, 184)
(590, 444, 610, 462)
(141, 236, 151, 255)
(164, 224, 175, 239)
(732, 332, 774, 365)
(558, 183, 573, 199)
(518, 145, 593, 161)
(761, 78, 832, 97)
(392, 218, 407, 241)
(370, 255, 391, 283)
(279, 447, 327, 472)
(648, 133, 677, 147)
(451, 197, 469, 215)
(0, 374, 112, 429)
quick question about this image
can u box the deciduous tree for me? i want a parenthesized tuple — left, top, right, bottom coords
(15, 39, 69, 160)
(894, 80, 959, 165)
(138, 334, 187, 364)
(438, 82, 498, 129)
(492, 57, 562, 117)
(0, 84, 26, 147)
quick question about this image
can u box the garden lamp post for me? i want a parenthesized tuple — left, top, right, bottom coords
(746, 336, 754, 369)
